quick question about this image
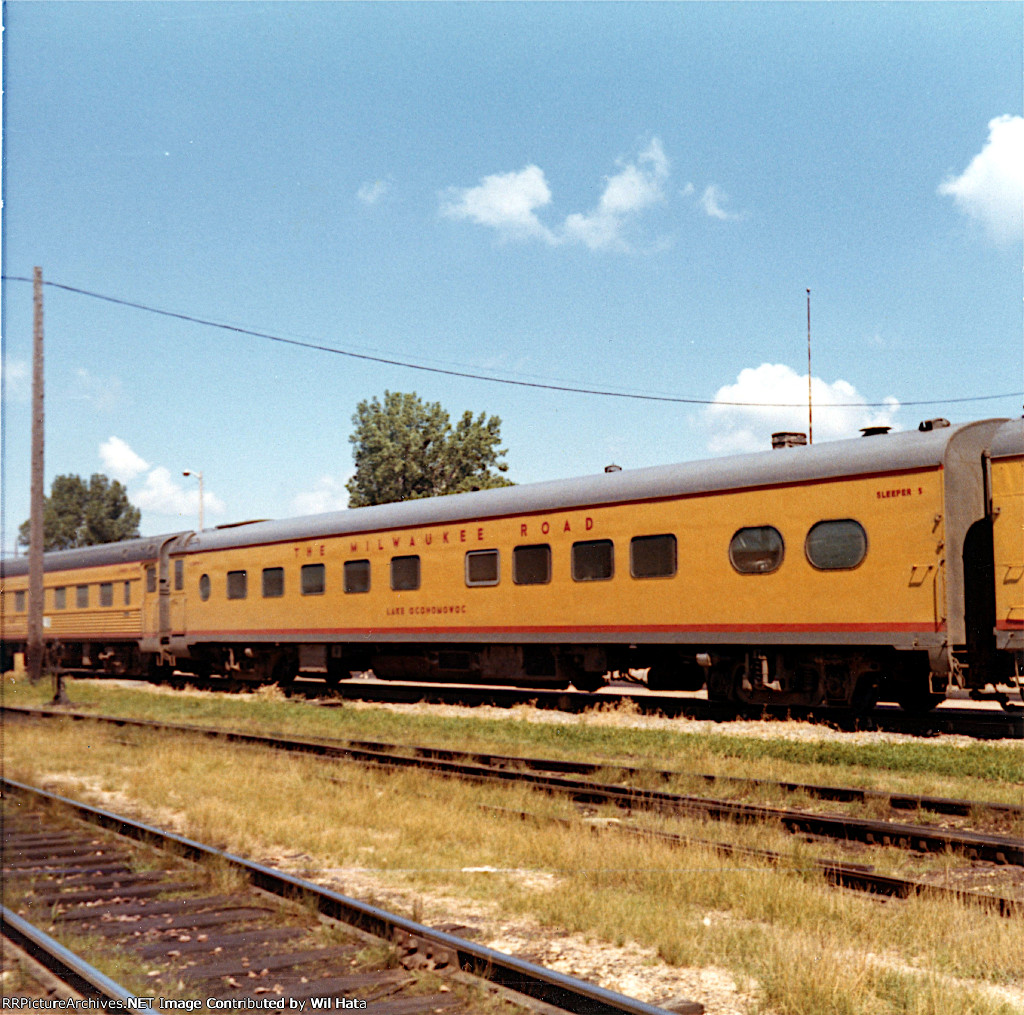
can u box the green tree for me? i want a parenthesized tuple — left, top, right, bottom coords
(18, 473, 142, 551)
(346, 391, 512, 507)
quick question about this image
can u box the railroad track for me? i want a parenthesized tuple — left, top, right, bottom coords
(2, 903, 142, 1003)
(2, 779, 701, 1015)
(64, 671, 1024, 740)
(6, 705, 1020, 827)
(4, 706, 1021, 914)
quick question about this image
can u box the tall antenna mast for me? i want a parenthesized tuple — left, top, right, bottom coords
(806, 288, 813, 444)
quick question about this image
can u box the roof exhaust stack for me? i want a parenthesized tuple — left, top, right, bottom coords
(771, 431, 808, 449)
(860, 426, 892, 437)
(918, 418, 950, 432)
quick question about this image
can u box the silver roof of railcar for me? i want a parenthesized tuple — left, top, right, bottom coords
(1, 532, 188, 578)
(188, 418, 1007, 553)
(989, 417, 1024, 460)
(3, 420, 1008, 576)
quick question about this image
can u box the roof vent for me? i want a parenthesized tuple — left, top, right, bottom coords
(771, 431, 807, 449)
(918, 418, 950, 432)
(860, 426, 891, 437)
(604, 464, 622, 473)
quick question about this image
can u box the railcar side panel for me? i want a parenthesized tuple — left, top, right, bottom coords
(992, 452, 1024, 653)
(180, 465, 948, 645)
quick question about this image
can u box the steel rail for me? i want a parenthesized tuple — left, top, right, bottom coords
(1, 904, 141, 1004)
(337, 737, 1024, 820)
(484, 807, 1020, 917)
(5, 707, 1021, 865)
(7, 702, 1020, 818)
(51, 671, 1024, 739)
(1, 779, 701, 1015)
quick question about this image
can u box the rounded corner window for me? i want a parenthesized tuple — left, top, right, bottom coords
(729, 526, 784, 574)
(198, 574, 211, 601)
(805, 519, 867, 570)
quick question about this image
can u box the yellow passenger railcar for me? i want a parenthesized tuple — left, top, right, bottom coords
(3, 417, 1020, 710)
(990, 419, 1024, 667)
(0, 537, 165, 673)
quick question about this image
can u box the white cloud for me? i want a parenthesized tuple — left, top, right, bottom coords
(291, 475, 351, 516)
(441, 138, 671, 251)
(99, 436, 150, 481)
(97, 437, 225, 526)
(357, 179, 390, 205)
(441, 165, 556, 243)
(71, 368, 127, 412)
(699, 184, 741, 221)
(702, 363, 900, 455)
(0, 358, 30, 401)
(938, 114, 1024, 245)
(132, 466, 226, 522)
(563, 138, 670, 251)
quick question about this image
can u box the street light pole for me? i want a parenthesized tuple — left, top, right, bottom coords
(183, 470, 204, 531)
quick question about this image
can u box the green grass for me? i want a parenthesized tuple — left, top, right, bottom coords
(3, 673, 1022, 802)
(3, 710, 1022, 1015)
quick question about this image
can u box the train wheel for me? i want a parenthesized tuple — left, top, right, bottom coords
(895, 683, 944, 713)
(570, 671, 606, 692)
(850, 674, 880, 715)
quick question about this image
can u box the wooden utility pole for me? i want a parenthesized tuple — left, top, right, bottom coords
(27, 268, 45, 683)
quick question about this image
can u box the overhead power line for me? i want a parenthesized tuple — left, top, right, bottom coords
(3, 274, 1019, 410)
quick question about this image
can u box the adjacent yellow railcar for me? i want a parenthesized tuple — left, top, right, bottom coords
(3, 418, 1021, 710)
(990, 419, 1024, 662)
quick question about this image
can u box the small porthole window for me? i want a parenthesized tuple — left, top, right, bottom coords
(199, 574, 211, 601)
(805, 519, 867, 570)
(729, 526, 785, 574)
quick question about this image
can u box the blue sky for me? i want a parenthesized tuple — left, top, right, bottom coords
(2, 2, 1022, 550)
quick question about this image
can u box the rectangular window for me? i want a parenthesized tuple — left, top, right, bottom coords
(54, 587, 66, 610)
(344, 559, 370, 594)
(390, 555, 420, 591)
(227, 570, 248, 600)
(14, 590, 26, 612)
(513, 544, 551, 585)
(146, 566, 156, 594)
(76, 585, 90, 608)
(99, 582, 114, 607)
(465, 549, 500, 586)
(630, 534, 677, 579)
(572, 539, 614, 582)
(301, 563, 326, 595)
(174, 559, 184, 591)
(262, 567, 285, 598)
(124, 581, 132, 606)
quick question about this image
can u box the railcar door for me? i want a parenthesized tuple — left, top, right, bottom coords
(963, 517, 999, 685)
(169, 555, 187, 635)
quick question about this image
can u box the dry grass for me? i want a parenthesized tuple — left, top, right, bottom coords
(2, 714, 1022, 1015)
(4, 674, 1021, 802)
